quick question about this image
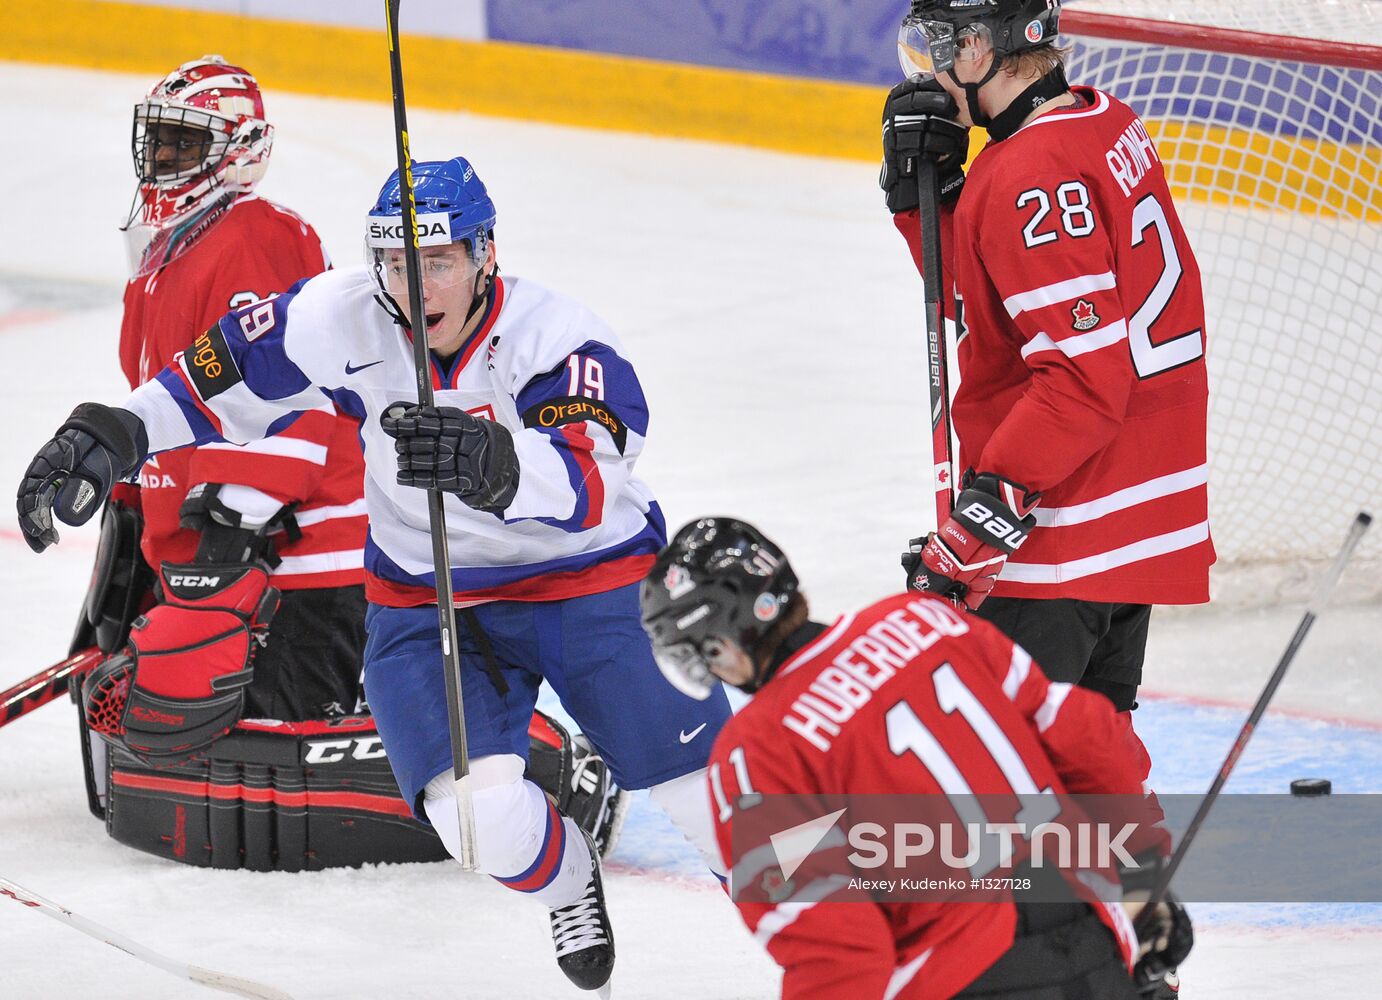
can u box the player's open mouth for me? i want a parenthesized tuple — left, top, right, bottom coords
(425, 313, 445, 331)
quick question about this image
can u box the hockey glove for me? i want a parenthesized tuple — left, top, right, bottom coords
(881, 76, 969, 214)
(380, 402, 520, 513)
(180, 482, 299, 565)
(17, 403, 148, 553)
(82, 561, 278, 762)
(1120, 853, 1194, 995)
(903, 472, 1039, 611)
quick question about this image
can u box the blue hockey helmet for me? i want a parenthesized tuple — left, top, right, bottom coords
(365, 156, 496, 271)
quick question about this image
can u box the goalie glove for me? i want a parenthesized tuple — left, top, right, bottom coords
(903, 472, 1039, 611)
(82, 561, 278, 762)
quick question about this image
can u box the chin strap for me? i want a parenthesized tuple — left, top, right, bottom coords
(948, 57, 1005, 129)
(985, 64, 1071, 142)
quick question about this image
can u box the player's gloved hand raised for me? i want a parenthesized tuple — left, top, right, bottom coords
(902, 472, 1039, 611)
(380, 402, 520, 513)
(16, 403, 148, 553)
(881, 75, 970, 214)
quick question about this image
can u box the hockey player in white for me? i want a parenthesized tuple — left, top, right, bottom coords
(15, 157, 732, 993)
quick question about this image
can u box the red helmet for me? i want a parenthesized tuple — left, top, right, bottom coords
(123, 55, 274, 272)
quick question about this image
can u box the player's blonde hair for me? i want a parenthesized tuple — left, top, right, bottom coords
(1005, 43, 1068, 81)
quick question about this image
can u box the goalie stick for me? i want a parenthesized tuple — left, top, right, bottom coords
(0, 877, 295, 999)
(915, 158, 955, 525)
(0, 647, 102, 730)
(1135, 511, 1374, 941)
(382, 0, 479, 870)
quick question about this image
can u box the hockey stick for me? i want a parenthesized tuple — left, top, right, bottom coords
(915, 158, 955, 524)
(0, 647, 102, 730)
(382, 0, 479, 870)
(0, 877, 295, 999)
(1135, 510, 1374, 936)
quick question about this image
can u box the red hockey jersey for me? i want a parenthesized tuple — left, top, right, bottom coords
(709, 593, 1156, 999)
(119, 195, 365, 590)
(897, 87, 1213, 604)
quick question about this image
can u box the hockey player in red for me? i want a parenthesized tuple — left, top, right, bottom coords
(880, 10, 1209, 991)
(883, 0, 1212, 699)
(116, 55, 366, 720)
(640, 518, 1192, 1000)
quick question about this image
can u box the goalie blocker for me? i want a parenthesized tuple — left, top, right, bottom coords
(84, 709, 627, 871)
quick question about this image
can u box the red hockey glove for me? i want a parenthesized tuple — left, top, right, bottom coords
(903, 473, 1039, 611)
(83, 561, 278, 762)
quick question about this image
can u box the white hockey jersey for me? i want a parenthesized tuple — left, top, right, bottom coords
(123, 268, 665, 607)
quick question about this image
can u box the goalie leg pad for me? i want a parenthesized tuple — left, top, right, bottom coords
(103, 716, 449, 870)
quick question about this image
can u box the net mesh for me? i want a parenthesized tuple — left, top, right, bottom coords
(1062, 0, 1382, 604)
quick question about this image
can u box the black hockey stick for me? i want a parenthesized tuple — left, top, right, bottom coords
(0, 647, 103, 730)
(1135, 510, 1374, 936)
(383, 0, 478, 869)
(915, 158, 955, 525)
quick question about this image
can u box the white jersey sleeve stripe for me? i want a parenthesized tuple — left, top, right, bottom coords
(1002, 521, 1211, 585)
(1003, 271, 1117, 318)
(1003, 645, 1033, 700)
(274, 549, 366, 576)
(884, 949, 935, 1000)
(1035, 683, 1073, 733)
(1032, 465, 1209, 529)
(1020, 319, 1128, 361)
(292, 498, 370, 527)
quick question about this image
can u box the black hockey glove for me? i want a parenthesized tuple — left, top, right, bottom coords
(1121, 853, 1194, 995)
(17, 403, 148, 554)
(179, 482, 299, 566)
(380, 402, 520, 513)
(881, 76, 970, 214)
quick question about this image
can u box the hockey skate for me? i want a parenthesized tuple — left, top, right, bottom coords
(549, 830, 614, 994)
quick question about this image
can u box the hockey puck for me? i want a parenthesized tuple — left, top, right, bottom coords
(1290, 778, 1332, 797)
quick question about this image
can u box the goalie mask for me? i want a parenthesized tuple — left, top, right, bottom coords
(639, 518, 799, 700)
(121, 55, 274, 277)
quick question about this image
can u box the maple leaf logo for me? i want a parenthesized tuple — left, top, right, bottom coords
(1071, 299, 1100, 331)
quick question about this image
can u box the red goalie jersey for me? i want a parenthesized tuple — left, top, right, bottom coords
(119, 195, 366, 590)
(708, 593, 1158, 999)
(897, 87, 1213, 604)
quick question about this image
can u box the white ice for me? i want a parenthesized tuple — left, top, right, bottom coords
(0, 62, 1379, 999)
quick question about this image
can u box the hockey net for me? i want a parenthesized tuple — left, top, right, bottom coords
(1061, 0, 1382, 605)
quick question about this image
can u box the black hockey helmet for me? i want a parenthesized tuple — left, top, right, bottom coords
(900, 0, 1062, 77)
(639, 517, 799, 700)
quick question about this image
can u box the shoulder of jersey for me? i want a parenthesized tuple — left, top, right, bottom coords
(488, 275, 625, 379)
(972, 88, 1122, 181)
(230, 194, 319, 238)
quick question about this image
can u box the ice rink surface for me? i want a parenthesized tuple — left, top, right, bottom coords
(1, 62, 1379, 998)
